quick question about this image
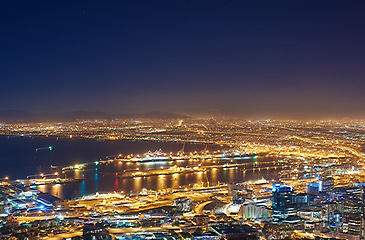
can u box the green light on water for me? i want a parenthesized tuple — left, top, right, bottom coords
(253, 156, 258, 161)
(49, 146, 53, 151)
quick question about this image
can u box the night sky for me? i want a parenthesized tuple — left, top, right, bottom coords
(1, 1, 365, 118)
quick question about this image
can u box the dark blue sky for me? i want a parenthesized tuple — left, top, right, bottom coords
(1, 1, 365, 117)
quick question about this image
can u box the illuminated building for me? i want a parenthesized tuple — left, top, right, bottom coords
(0, 191, 7, 216)
(272, 184, 299, 223)
(321, 201, 339, 231)
(344, 195, 364, 236)
(82, 223, 112, 240)
(306, 182, 319, 195)
(262, 222, 296, 239)
(173, 197, 192, 212)
(232, 190, 245, 204)
(240, 203, 269, 219)
(334, 187, 365, 237)
(319, 176, 334, 193)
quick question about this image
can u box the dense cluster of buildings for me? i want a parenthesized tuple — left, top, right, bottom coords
(1, 118, 365, 239)
(228, 176, 365, 240)
(1, 173, 365, 239)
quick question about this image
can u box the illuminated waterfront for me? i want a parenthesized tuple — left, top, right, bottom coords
(41, 154, 281, 199)
(2, 0, 365, 238)
(2, 118, 365, 239)
(0, 135, 217, 179)
(0, 135, 281, 199)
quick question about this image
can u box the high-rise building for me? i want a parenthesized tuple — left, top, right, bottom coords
(343, 195, 364, 236)
(335, 187, 365, 237)
(272, 184, 299, 223)
(0, 191, 6, 216)
(319, 176, 334, 193)
(306, 182, 319, 195)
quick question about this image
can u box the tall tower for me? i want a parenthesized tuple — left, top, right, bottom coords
(272, 184, 298, 223)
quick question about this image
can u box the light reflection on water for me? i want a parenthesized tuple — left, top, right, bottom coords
(94, 173, 99, 192)
(40, 155, 281, 199)
(114, 177, 119, 189)
(51, 184, 61, 199)
(81, 180, 86, 196)
(157, 175, 166, 190)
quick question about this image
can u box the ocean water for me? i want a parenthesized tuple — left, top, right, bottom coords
(0, 136, 279, 199)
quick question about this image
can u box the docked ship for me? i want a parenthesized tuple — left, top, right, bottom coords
(129, 149, 171, 162)
(219, 148, 256, 160)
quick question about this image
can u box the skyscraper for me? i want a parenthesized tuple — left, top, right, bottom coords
(319, 176, 334, 193)
(272, 184, 299, 223)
